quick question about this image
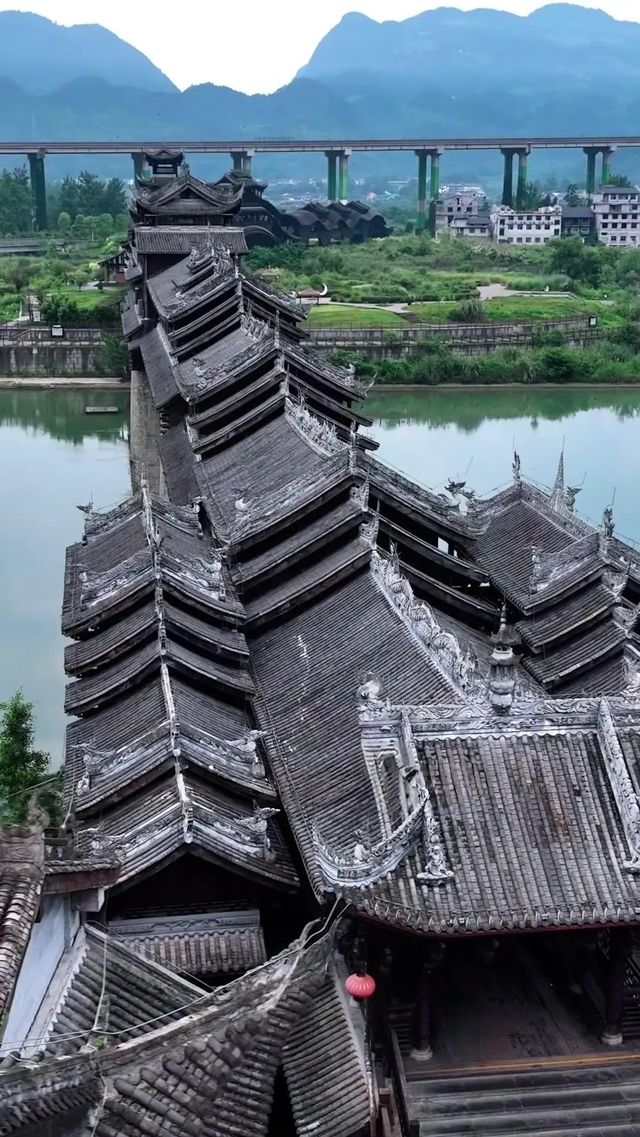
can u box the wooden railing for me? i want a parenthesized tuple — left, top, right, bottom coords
(384, 1023, 418, 1137)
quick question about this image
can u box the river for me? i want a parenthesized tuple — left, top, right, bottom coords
(367, 387, 640, 548)
(1, 385, 639, 756)
(0, 389, 130, 758)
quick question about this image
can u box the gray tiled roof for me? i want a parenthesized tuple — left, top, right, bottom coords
(0, 825, 44, 1020)
(0, 929, 348, 1137)
(135, 225, 248, 257)
(39, 924, 202, 1055)
(109, 909, 266, 977)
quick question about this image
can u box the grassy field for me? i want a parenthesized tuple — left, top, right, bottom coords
(53, 285, 122, 312)
(409, 296, 623, 326)
(307, 304, 408, 327)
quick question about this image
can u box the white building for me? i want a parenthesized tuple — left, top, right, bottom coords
(490, 205, 562, 245)
(592, 186, 640, 247)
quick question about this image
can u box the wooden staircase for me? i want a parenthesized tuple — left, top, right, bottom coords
(406, 1057, 640, 1135)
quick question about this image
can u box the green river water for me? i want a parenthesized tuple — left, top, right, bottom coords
(1, 385, 639, 755)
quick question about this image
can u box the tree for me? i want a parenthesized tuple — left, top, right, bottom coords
(604, 173, 632, 188)
(517, 181, 548, 209)
(57, 210, 71, 234)
(0, 693, 49, 823)
(77, 171, 105, 217)
(0, 257, 36, 295)
(104, 178, 126, 218)
(69, 266, 91, 290)
(58, 176, 81, 221)
(563, 183, 583, 207)
(39, 294, 81, 324)
(548, 236, 603, 287)
(94, 213, 115, 241)
(0, 166, 33, 234)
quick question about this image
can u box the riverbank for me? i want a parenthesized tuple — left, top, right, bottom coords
(373, 381, 640, 392)
(0, 376, 127, 390)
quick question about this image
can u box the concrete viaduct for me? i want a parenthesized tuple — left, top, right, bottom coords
(3, 137, 639, 230)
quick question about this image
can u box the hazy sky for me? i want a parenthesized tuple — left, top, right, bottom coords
(1, 0, 638, 92)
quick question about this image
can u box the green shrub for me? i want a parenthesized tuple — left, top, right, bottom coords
(447, 299, 487, 323)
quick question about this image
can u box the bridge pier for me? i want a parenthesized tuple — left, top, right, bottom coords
(415, 149, 442, 232)
(584, 147, 599, 198)
(416, 151, 428, 230)
(230, 149, 254, 175)
(429, 149, 441, 201)
(516, 147, 530, 209)
(325, 151, 338, 202)
(500, 148, 516, 207)
(27, 151, 47, 232)
(601, 145, 616, 186)
(338, 149, 351, 202)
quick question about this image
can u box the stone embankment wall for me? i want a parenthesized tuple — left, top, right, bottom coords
(0, 327, 108, 375)
(0, 342, 103, 375)
(309, 317, 603, 359)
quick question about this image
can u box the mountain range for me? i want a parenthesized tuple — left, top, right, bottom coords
(1, 6, 640, 181)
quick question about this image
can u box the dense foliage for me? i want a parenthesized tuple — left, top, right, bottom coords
(333, 324, 640, 388)
(0, 166, 127, 237)
(0, 693, 50, 824)
(0, 168, 33, 234)
(51, 172, 127, 225)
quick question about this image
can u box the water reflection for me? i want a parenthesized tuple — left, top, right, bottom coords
(367, 387, 640, 545)
(0, 390, 131, 758)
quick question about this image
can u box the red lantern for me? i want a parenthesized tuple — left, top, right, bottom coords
(345, 972, 376, 1000)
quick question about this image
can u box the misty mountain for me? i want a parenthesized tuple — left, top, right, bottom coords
(298, 4, 640, 95)
(0, 5, 640, 184)
(0, 11, 176, 94)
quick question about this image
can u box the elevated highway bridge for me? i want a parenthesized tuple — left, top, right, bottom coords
(4, 136, 638, 230)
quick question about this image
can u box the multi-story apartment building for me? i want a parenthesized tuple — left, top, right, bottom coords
(434, 191, 480, 234)
(591, 185, 640, 247)
(490, 204, 562, 245)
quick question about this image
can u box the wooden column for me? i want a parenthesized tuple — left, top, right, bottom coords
(411, 957, 433, 1060)
(602, 928, 634, 1046)
(569, 931, 598, 995)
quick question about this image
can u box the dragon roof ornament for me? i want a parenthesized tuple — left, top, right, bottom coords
(186, 726, 267, 781)
(529, 531, 601, 595)
(240, 308, 269, 341)
(371, 545, 480, 697)
(73, 724, 170, 799)
(210, 804, 280, 863)
(285, 395, 346, 457)
(313, 795, 428, 889)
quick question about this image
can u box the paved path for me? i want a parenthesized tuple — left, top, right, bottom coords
(477, 283, 574, 300)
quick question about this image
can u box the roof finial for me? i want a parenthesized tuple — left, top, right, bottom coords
(488, 601, 516, 714)
(512, 450, 521, 483)
(602, 504, 615, 540)
(274, 308, 280, 351)
(549, 448, 565, 512)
